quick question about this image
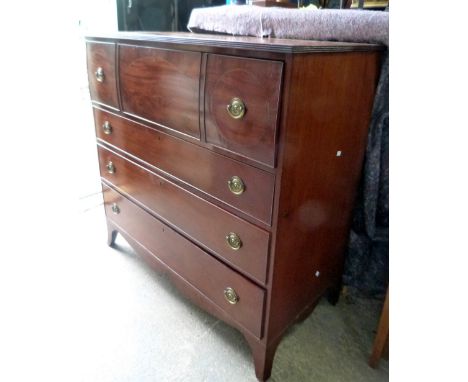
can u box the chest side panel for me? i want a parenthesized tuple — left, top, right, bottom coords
(267, 51, 381, 341)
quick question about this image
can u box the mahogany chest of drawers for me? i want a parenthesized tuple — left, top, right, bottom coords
(86, 32, 380, 380)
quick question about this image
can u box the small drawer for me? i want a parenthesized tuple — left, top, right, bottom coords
(204, 54, 283, 167)
(119, 44, 201, 138)
(86, 42, 119, 109)
(94, 108, 275, 225)
(98, 145, 270, 285)
(103, 184, 265, 338)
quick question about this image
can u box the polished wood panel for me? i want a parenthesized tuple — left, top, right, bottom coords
(86, 42, 119, 109)
(94, 107, 275, 225)
(103, 185, 265, 338)
(106, 216, 265, 348)
(86, 32, 383, 381)
(119, 44, 201, 138)
(266, 52, 380, 343)
(98, 144, 270, 284)
(204, 54, 283, 167)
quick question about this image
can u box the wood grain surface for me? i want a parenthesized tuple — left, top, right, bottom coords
(205, 54, 283, 167)
(94, 107, 275, 225)
(86, 42, 119, 109)
(98, 144, 271, 285)
(119, 44, 201, 138)
(86, 32, 382, 381)
(103, 184, 266, 338)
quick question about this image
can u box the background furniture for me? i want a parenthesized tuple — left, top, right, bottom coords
(116, 0, 225, 32)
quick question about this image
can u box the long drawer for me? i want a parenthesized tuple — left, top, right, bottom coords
(97, 144, 270, 284)
(103, 184, 265, 338)
(94, 108, 275, 225)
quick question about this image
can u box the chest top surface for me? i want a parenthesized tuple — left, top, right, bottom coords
(85, 31, 382, 53)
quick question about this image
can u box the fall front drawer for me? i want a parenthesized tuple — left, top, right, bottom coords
(94, 107, 275, 225)
(98, 144, 270, 284)
(103, 184, 265, 338)
(119, 44, 201, 138)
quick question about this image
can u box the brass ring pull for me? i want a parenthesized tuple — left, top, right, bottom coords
(224, 287, 239, 305)
(95, 67, 105, 82)
(226, 232, 242, 251)
(226, 97, 246, 119)
(111, 203, 120, 214)
(103, 121, 112, 135)
(106, 161, 116, 174)
(227, 176, 245, 195)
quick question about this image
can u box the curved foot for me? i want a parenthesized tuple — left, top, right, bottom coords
(245, 336, 280, 381)
(107, 222, 118, 246)
(326, 283, 342, 306)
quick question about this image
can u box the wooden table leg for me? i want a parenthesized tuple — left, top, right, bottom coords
(369, 287, 389, 368)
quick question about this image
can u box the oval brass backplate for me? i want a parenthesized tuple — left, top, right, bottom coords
(227, 176, 245, 195)
(226, 232, 242, 251)
(226, 97, 246, 119)
(103, 121, 112, 135)
(111, 203, 120, 214)
(106, 161, 115, 174)
(95, 67, 105, 82)
(224, 287, 239, 305)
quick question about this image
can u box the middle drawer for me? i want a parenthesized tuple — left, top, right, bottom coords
(94, 108, 275, 225)
(97, 144, 270, 284)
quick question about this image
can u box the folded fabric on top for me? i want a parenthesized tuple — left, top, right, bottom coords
(188, 6, 388, 46)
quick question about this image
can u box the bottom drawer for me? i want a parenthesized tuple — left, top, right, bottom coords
(102, 184, 265, 338)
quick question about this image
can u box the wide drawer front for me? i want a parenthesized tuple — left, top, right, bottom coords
(86, 42, 119, 109)
(204, 54, 283, 167)
(103, 184, 265, 338)
(98, 145, 270, 284)
(94, 108, 275, 225)
(119, 44, 201, 138)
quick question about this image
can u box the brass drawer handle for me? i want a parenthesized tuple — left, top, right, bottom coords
(224, 287, 239, 305)
(227, 176, 245, 195)
(106, 161, 116, 174)
(226, 97, 246, 119)
(95, 67, 105, 82)
(102, 121, 112, 135)
(111, 203, 120, 214)
(226, 232, 242, 251)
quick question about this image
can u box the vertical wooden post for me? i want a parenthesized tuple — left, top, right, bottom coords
(369, 288, 389, 368)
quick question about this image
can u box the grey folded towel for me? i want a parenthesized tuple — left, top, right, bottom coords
(188, 6, 388, 46)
